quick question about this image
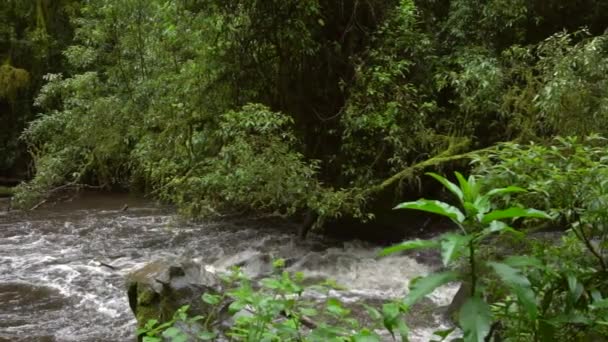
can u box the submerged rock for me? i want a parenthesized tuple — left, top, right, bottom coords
(127, 260, 222, 330)
(215, 250, 275, 278)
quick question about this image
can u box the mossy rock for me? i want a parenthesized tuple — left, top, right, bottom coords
(0, 64, 30, 103)
(127, 260, 222, 330)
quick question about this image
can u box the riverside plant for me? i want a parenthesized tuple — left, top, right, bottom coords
(137, 259, 409, 342)
(380, 172, 552, 341)
(137, 172, 554, 342)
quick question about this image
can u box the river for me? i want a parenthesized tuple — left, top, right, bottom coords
(0, 192, 458, 341)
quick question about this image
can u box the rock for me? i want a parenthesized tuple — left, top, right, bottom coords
(215, 250, 274, 278)
(446, 281, 470, 323)
(127, 259, 222, 330)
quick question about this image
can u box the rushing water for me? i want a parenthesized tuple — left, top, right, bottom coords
(0, 193, 458, 341)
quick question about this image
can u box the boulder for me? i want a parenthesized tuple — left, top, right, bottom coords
(127, 259, 222, 330)
(446, 281, 470, 323)
(215, 250, 274, 278)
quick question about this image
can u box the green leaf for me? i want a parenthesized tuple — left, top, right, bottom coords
(201, 293, 221, 305)
(432, 328, 456, 341)
(145, 319, 159, 329)
(404, 271, 459, 306)
(162, 327, 181, 338)
(459, 296, 492, 342)
(143, 337, 162, 342)
(300, 307, 318, 316)
(363, 304, 382, 321)
(485, 186, 527, 197)
(228, 300, 246, 314)
(352, 329, 381, 342)
(479, 221, 524, 239)
(198, 331, 217, 340)
(380, 239, 439, 256)
(171, 335, 188, 342)
(397, 319, 410, 342)
(503, 256, 543, 268)
(394, 199, 465, 223)
(273, 258, 286, 269)
(481, 207, 551, 224)
(489, 262, 537, 319)
(382, 302, 401, 337)
(327, 298, 349, 317)
(260, 277, 282, 289)
(440, 233, 470, 267)
(136, 328, 150, 337)
(454, 172, 471, 202)
(590, 299, 608, 310)
(426, 172, 463, 201)
(472, 196, 490, 217)
(567, 274, 584, 302)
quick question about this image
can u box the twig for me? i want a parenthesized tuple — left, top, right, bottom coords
(30, 199, 47, 211)
(29, 182, 107, 211)
(99, 261, 118, 271)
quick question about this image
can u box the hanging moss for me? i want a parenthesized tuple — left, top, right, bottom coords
(0, 64, 30, 104)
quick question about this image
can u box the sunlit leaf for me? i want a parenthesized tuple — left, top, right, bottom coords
(432, 327, 456, 341)
(143, 337, 162, 342)
(481, 207, 551, 223)
(162, 327, 181, 338)
(427, 172, 463, 201)
(485, 186, 527, 197)
(503, 256, 543, 268)
(404, 271, 459, 306)
(201, 293, 221, 305)
(353, 330, 381, 342)
(295, 307, 315, 318)
(327, 298, 349, 316)
(397, 319, 410, 342)
(440, 233, 471, 267)
(198, 331, 217, 340)
(382, 302, 401, 337)
(454, 172, 472, 202)
(380, 239, 439, 256)
(394, 200, 465, 223)
(479, 221, 524, 239)
(363, 304, 382, 321)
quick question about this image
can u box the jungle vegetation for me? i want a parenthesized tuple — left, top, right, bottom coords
(3, 1, 608, 340)
(3, 0, 608, 223)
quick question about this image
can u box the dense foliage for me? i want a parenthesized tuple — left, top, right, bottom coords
(138, 261, 408, 342)
(0, 0, 77, 176)
(3, 0, 608, 222)
(4, 0, 608, 340)
(384, 170, 608, 340)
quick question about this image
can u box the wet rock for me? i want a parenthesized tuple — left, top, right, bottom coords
(127, 260, 222, 330)
(216, 250, 274, 278)
(446, 281, 470, 323)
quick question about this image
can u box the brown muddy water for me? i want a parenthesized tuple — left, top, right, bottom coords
(0, 193, 458, 341)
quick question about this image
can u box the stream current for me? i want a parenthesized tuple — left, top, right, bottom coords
(0, 193, 457, 341)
